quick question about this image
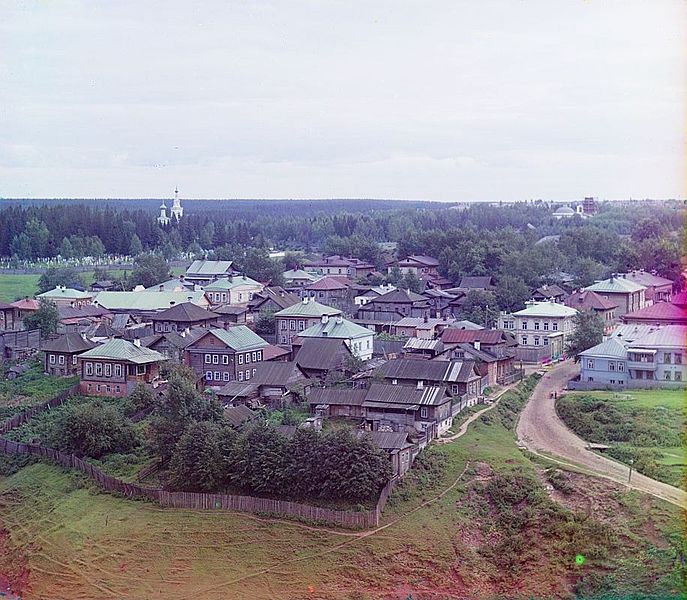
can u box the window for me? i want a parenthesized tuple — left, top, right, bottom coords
(366, 339, 370, 349)
(206, 371, 213, 380)
(238, 354, 243, 365)
(675, 371, 682, 381)
(96, 385, 101, 392)
(222, 355, 229, 365)
(252, 351, 257, 362)
(115, 385, 121, 393)
(72, 355, 78, 365)
(298, 320, 305, 331)
(552, 322, 558, 331)
(609, 361, 615, 371)
(280, 335, 287, 344)
(136, 365, 146, 375)
(280, 320, 287, 331)
(205, 354, 212, 364)
(238, 371, 244, 381)
(252, 368, 256, 375)
(289, 320, 296, 330)
(257, 350, 262, 361)
(104, 363, 112, 377)
(618, 362, 624, 372)
(49, 354, 56, 364)
(212, 354, 219, 365)
(675, 353, 682, 364)
(543, 322, 549, 331)
(95, 363, 103, 376)
(534, 336, 540, 346)
(534, 322, 540, 331)
(451, 384, 459, 394)
(610, 380, 615, 385)
(420, 407, 428, 419)
(664, 353, 672, 364)
(222, 293, 227, 302)
(214, 371, 220, 381)
(665, 371, 671, 380)
(106, 385, 111, 393)
(543, 337, 549, 346)
(521, 336, 528, 345)
(114, 364, 122, 377)
(245, 369, 250, 380)
(57, 355, 65, 365)
(391, 378, 398, 385)
(85, 362, 93, 376)
(245, 353, 250, 364)
(587, 360, 594, 369)
(223, 372, 230, 381)
(522, 321, 528, 330)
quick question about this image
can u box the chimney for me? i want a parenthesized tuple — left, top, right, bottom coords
(303, 297, 309, 305)
(187, 295, 193, 302)
(474, 340, 481, 351)
(159, 284, 164, 292)
(424, 314, 428, 323)
(336, 315, 343, 324)
(133, 337, 141, 347)
(322, 314, 329, 325)
(416, 380, 424, 390)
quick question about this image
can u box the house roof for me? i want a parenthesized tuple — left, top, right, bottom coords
(223, 405, 257, 428)
(458, 276, 493, 289)
(299, 317, 373, 340)
(621, 302, 687, 324)
(511, 301, 578, 318)
(564, 290, 618, 311)
(144, 277, 194, 292)
(399, 255, 439, 267)
(373, 289, 426, 304)
(394, 317, 454, 330)
(609, 324, 660, 344)
(621, 271, 674, 289)
(11, 298, 39, 311)
(403, 338, 444, 352)
(307, 387, 369, 406)
(37, 287, 92, 300)
(579, 338, 628, 359)
(186, 260, 234, 276)
(200, 327, 268, 352)
(532, 284, 568, 299)
(203, 275, 261, 291)
(627, 325, 687, 349)
(304, 276, 350, 291)
(85, 321, 123, 339)
(94, 291, 207, 311)
(377, 359, 478, 383)
(250, 287, 301, 311)
(294, 337, 352, 371)
(216, 381, 260, 399)
(359, 431, 412, 451)
(57, 305, 111, 320)
(213, 304, 249, 315)
(139, 328, 206, 351)
(149, 302, 218, 323)
(441, 328, 506, 345)
(249, 361, 306, 385)
(0, 302, 14, 311)
(365, 382, 448, 406)
(79, 339, 165, 364)
(306, 255, 355, 267)
(274, 298, 341, 318)
(41, 333, 96, 354)
(585, 277, 646, 294)
(283, 269, 319, 281)
(262, 344, 291, 361)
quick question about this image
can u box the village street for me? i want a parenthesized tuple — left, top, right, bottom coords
(517, 361, 686, 508)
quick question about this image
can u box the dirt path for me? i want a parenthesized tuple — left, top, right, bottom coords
(517, 361, 686, 508)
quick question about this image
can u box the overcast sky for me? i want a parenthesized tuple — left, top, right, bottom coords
(0, 1, 684, 201)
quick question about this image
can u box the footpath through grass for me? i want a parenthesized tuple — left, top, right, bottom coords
(0, 375, 683, 599)
(557, 389, 686, 487)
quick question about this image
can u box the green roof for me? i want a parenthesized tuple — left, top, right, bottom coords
(584, 277, 646, 294)
(512, 301, 578, 318)
(207, 326, 268, 352)
(94, 291, 207, 311)
(274, 298, 341, 318)
(299, 317, 374, 340)
(204, 276, 261, 291)
(79, 339, 165, 364)
(38, 287, 92, 299)
(283, 269, 318, 281)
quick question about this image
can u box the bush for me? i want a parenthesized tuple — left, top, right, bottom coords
(545, 468, 575, 495)
(168, 421, 223, 492)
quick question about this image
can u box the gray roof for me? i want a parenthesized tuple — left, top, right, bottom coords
(223, 405, 258, 428)
(378, 359, 479, 383)
(403, 338, 444, 352)
(37, 287, 92, 299)
(203, 327, 268, 352)
(204, 275, 261, 291)
(365, 382, 448, 406)
(512, 301, 577, 318)
(41, 334, 96, 354)
(274, 298, 342, 318)
(149, 302, 218, 323)
(458, 276, 493, 289)
(295, 337, 352, 371)
(359, 431, 412, 451)
(299, 317, 373, 340)
(585, 277, 646, 294)
(186, 260, 234, 276)
(373, 289, 426, 304)
(628, 325, 687, 349)
(579, 338, 628, 359)
(307, 388, 368, 406)
(79, 339, 165, 364)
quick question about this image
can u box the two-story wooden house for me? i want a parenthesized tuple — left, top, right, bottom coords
(184, 326, 269, 387)
(274, 298, 342, 346)
(583, 276, 646, 317)
(389, 255, 439, 277)
(77, 338, 166, 397)
(148, 302, 219, 333)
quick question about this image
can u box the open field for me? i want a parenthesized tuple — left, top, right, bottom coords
(0, 381, 682, 599)
(565, 389, 685, 411)
(0, 266, 187, 302)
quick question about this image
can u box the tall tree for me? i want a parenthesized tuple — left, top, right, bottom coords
(566, 311, 604, 360)
(37, 267, 84, 293)
(128, 253, 171, 289)
(23, 299, 59, 337)
(168, 421, 222, 492)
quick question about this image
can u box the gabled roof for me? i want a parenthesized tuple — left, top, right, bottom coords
(304, 276, 350, 291)
(0, 302, 14, 311)
(145, 277, 194, 292)
(360, 431, 412, 451)
(299, 317, 373, 340)
(57, 305, 111, 320)
(511, 301, 578, 318)
(213, 304, 249, 315)
(194, 327, 268, 352)
(394, 317, 454, 330)
(621, 302, 687, 324)
(377, 359, 479, 383)
(79, 339, 165, 364)
(294, 337, 352, 371)
(403, 338, 444, 352)
(262, 344, 291, 361)
(41, 333, 96, 354)
(621, 271, 674, 288)
(250, 287, 301, 311)
(282, 269, 319, 281)
(249, 361, 307, 385)
(186, 260, 234, 276)
(223, 405, 258, 428)
(307, 387, 369, 406)
(441, 328, 508, 345)
(585, 277, 646, 294)
(11, 298, 39, 311)
(149, 302, 218, 323)
(139, 328, 206, 350)
(373, 289, 426, 304)
(399, 255, 439, 267)
(458, 276, 494, 289)
(532, 284, 568, 299)
(85, 321, 123, 339)
(37, 287, 92, 300)
(274, 298, 342, 318)
(365, 382, 448, 406)
(579, 338, 628, 359)
(627, 325, 687, 349)
(94, 291, 207, 311)
(203, 275, 262, 291)
(564, 290, 618, 311)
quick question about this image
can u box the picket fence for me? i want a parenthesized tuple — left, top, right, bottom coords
(0, 386, 393, 529)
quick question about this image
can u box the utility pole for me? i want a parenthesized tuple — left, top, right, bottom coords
(628, 459, 634, 484)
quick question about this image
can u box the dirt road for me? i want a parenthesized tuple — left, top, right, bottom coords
(517, 361, 686, 508)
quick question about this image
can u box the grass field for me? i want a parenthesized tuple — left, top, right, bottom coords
(0, 382, 683, 599)
(0, 266, 187, 302)
(568, 389, 685, 411)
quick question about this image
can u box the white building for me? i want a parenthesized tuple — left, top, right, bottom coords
(170, 187, 184, 222)
(297, 315, 375, 361)
(157, 201, 170, 226)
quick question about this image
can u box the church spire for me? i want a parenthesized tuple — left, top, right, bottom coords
(171, 186, 183, 222)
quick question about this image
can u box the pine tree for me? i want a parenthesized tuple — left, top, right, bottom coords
(169, 422, 222, 492)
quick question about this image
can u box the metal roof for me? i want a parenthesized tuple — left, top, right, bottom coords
(203, 275, 261, 291)
(403, 338, 444, 351)
(41, 334, 96, 354)
(622, 302, 687, 324)
(274, 298, 342, 318)
(511, 301, 578, 318)
(149, 302, 218, 322)
(378, 359, 478, 383)
(79, 338, 165, 364)
(627, 325, 686, 349)
(186, 260, 234, 276)
(585, 277, 646, 294)
(38, 287, 92, 299)
(579, 338, 628, 359)
(366, 382, 447, 405)
(299, 317, 373, 340)
(206, 326, 268, 352)
(94, 291, 207, 311)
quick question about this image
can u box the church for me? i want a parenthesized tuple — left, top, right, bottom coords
(157, 188, 184, 226)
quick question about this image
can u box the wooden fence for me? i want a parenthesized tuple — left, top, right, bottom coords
(0, 385, 388, 529)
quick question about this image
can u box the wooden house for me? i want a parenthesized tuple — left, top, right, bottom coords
(42, 333, 96, 376)
(149, 302, 219, 333)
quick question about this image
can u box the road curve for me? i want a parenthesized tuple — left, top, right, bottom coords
(517, 361, 686, 508)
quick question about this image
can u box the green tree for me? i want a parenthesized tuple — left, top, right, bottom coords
(283, 428, 325, 498)
(44, 401, 138, 459)
(168, 421, 222, 492)
(566, 311, 604, 359)
(24, 218, 50, 258)
(254, 312, 276, 335)
(456, 290, 499, 327)
(494, 276, 531, 313)
(59, 237, 74, 259)
(10, 232, 32, 260)
(129, 383, 155, 414)
(401, 272, 423, 293)
(24, 299, 59, 337)
(129, 233, 143, 256)
(571, 257, 606, 289)
(230, 424, 287, 494)
(128, 253, 171, 289)
(37, 267, 84, 293)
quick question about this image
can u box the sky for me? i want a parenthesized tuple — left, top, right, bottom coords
(0, 1, 684, 201)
